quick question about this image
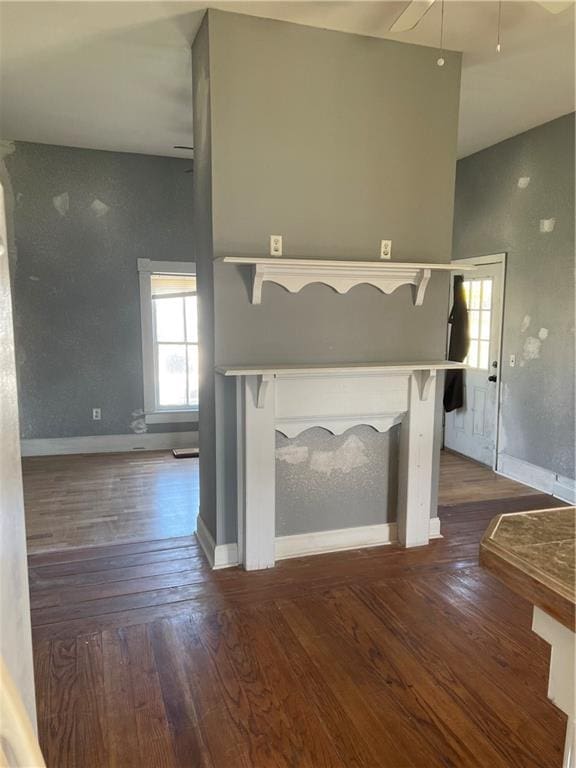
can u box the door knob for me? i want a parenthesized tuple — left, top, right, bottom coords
(488, 375, 497, 382)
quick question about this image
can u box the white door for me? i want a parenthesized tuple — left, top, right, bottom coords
(444, 256, 505, 467)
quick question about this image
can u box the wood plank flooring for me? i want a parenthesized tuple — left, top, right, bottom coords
(28, 451, 569, 767)
(439, 449, 542, 506)
(22, 451, 199, 553)
(22, 449, 537, 555)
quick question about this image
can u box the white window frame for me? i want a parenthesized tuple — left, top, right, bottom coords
(138, 258, 198, 424)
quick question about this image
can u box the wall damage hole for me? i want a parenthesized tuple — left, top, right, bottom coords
(130, 409, 147, 434)
(538, 327, 549, 340)
(520, 315, 531, 333)
(91, 198, 110, 218)
(52, 192, 69, 216)
(517, 177, 530, 189)
(539, 218, 555, 233)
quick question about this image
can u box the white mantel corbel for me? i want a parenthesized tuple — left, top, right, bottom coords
(256, 374, 274, 408)
(219, 361, 465, 570)
(413, 368, 436, 401)
(220, 257, 471, 307)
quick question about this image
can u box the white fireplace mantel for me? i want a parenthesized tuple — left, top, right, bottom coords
(218, 361, 465, 570)
(220, 257, 472, 306)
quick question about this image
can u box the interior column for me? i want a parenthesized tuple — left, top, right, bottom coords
(397, 371, 437, 547)
(237, 375, 276, 570)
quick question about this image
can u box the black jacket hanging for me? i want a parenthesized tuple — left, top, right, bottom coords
(444, 274, 469, 412)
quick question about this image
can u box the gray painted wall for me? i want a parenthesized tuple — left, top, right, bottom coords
(453, 113, 575, 479)
(5, 142, 195, 439)
(191, 16, 219, 540)
(193, 10, 461, 543)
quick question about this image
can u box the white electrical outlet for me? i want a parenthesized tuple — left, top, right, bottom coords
(509, 354, 516, 368)
(92, 408, 102, 421)
(380, 239, 392, 259)
(270, 235, 283, 257)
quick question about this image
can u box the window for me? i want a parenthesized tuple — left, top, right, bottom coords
(138, 260, 198, 423)
(462, 277, 492, 370)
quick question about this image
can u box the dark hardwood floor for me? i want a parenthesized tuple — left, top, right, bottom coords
(22, 448, 538, 555)
(28, 481, 568, 767)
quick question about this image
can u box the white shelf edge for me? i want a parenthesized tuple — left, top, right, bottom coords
(216, 361, 466, 377)
(219, 256, 474, 306)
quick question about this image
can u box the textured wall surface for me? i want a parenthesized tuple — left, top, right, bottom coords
(193, 10, 461, 543)
(276, 426, 399, 536)
(5, 142, 194, 439)
(453, 113, 575, 478)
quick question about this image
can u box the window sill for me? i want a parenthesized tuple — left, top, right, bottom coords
(145, 411, 198, 425)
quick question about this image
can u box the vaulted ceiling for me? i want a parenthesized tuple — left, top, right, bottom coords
(0, 1, 573, 159)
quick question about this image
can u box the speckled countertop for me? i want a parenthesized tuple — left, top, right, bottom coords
(480, 506, 575, 631)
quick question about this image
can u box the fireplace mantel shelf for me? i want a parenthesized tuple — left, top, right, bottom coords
(216, 361, 465, 377)
(220, 256, 472, 306)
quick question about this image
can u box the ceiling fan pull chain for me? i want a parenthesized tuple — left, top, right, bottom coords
(437, 0, 446, 66)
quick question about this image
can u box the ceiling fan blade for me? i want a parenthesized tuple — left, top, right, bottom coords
(536, 0, 573, 12)
(389, 0, 437, 32)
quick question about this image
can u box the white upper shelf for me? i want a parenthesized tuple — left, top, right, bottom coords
(220, 256, 473, 306)
(216, 361, 466, 376)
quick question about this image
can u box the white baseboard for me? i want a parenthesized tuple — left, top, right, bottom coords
(195, 516, 239, 570)
(195, 516, 216, 568)
(496, 452, 575, 504)
(275, 516, 442, 561)
(20, 431, 199, 457)
(214, 542, 240, 569)
(553, 474, 576, 505)
(429, 515, 442, 538)
(197, 516, 442, 569)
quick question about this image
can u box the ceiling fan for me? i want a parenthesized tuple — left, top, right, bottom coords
(390, 0, 574, 33)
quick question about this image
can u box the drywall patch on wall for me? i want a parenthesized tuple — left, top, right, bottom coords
(90, 198, 110, 217)
(538, 327, 549, 340)
(309, 434, 369, 477)
(522, 335, 542, 362)
(517, 177, 531, 189)
(539, 217, 556, 233)
(52, 192, 69, 216)
(129, 409, 147, 434)
(276, 443, 309, 465)
(520, 314, 531, 333)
